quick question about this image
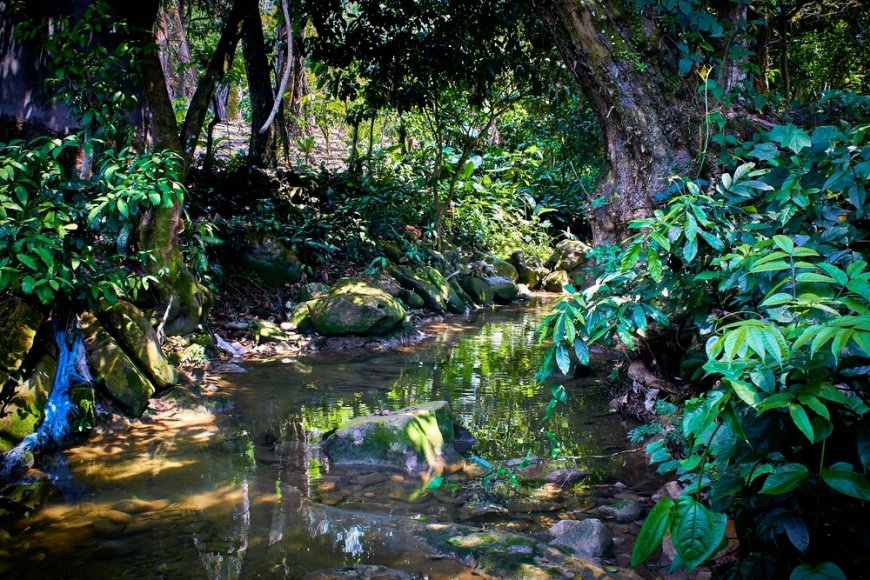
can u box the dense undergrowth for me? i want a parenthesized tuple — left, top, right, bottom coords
(539, 92, 870, 576)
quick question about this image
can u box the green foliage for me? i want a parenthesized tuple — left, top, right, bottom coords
(541, 107, 870, 573)
(0, 137, 185, 307)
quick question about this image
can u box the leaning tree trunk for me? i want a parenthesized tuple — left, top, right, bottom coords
(241, 0, 277, 167)
(531, 0, 701, 245)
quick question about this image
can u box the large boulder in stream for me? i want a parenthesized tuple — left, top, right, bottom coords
(546, 239, 591, 273)
(480, 254, 519, 282)
(310, 279, 406, 336)
(510, 250, 548, 289)
(485, 277, 519, 303)
(459, 276, 494, 306)
(325, 401, 458, 472)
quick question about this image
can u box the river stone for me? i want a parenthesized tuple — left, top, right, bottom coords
(236, 233, 303, 288)
(325, 401, 457, 472)
(546, 239, 591, 272)
(289, 301, 317, 333)
(390, 266, 465, 314)
(484, 277, 519, 303)
(253, 320, 288, 343)
(100, 301, 176, 390)
(0, 298, 44, 381)
(299, 282, 330, 302)
(449, 278, 473, 308)
(83, 317, 154, 416)
(510, 250, 548, 289)
(459, 276, 494, 305)
(545, 468, 589, 487)
(401, 290, 425, 309)
(304, 565, 413, 580)
(543, 270, 572, 292)
(311, 279, 405, 336)
(0, 355, 55, 452)
(481, 255, 519, 282)
(365, 272, 403, 297)
(548, 519, 614, 559)
(598, 499, 643, 522)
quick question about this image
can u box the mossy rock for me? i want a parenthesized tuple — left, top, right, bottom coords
(288, 301, 318, 333)
(542, 270, 572, 292)
(391, 266, 465, 314)
(253, 320, 288, 344)
(100, 301, 176, 390)
(0, 355, 55, 452)
(83, 317, 154, 417)
(459, 276, 494, 306)
(365, 272, 403, 297)
(485, 277, 519, 303)
(449, 278, 474, 308)
(0, 298, 44, 375)
(546, 239, 591, 272)
(510, 250, 548, 289)
(401, 290, 426, 309)
(299, 282, 330, 302)
(325, 401, 458, 472)
(236, 233, 303, 288)
(311, 279, 406, 336)
(481, 255, 519, 282)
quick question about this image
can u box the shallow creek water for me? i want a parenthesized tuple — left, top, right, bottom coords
(0, 298, 663, 579)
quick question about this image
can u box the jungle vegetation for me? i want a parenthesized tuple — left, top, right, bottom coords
(0, 0, 868, 576)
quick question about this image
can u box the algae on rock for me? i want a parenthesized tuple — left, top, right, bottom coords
(311, 279, 406, 336)
(325, 401, 459, 472)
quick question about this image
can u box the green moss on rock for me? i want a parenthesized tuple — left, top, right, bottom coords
(100, 301, 176, 390)
(325, 401, 458, 472)
(311, 279, 406, 336)
(0, 355, 55, 452)
(0, 298, 44, 375)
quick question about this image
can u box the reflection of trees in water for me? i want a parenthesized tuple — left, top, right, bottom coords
(195, 479, 250, 580)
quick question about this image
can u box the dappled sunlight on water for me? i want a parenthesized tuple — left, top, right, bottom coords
(0, 297, 661, 578)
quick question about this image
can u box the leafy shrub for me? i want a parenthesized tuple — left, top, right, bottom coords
(539, 112, 870, 575)
(0, 136, 184, 307)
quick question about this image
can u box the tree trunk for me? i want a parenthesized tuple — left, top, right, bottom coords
(531, 0, 700, 245)
(117, 1, 210, 336)
(241, 0, 277, 167)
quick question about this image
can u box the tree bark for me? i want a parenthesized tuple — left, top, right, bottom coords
(531, 0, 700, 245)
(178, 0, 246, 161)
(116, 0, 209, 336)
(241, 0, 277, 167)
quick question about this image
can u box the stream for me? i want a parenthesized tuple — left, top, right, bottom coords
(0, 297, 662, 578)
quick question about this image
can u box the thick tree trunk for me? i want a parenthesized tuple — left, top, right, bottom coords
(156, 1, 197, 103)
(532, 0, 700, 245)
(241, 0, 277, 167)
(117, 1, 209, 336)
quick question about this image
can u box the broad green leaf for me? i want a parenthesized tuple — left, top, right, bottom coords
(769, 124, 812, 154)
(753, 251, 789, 266)
(647, 247, 663, 282)
(760, 463, 809, 495)
(818, 263, 848, 285)
(751, 260, 790, 273)
(795, 272, 837, 284)
(797, 394, 830, 421)
(671, 496, 727, 570)
(820, 462, 870, 501)
(790, 562, 846, 580)
(772, 235, 794, 254)
(810, 327, 838, 358)
(621, 243, 642, 271)
(858, 428, 870, 471)
(685, 214, 698, 241)
(847, 279, 870, 301)
(761, 292, 793, 307)
(16, 253, 38, 271)
(683, 238, 698, 263)
(555, 344, 571, 375)
(630, 498, 674, 566)
(790, 403, 815, 442)
(649, 231, 671, 252)
(782, 513, 809, 552)
(573, 338, 590, 366)
(731, 380, 760, 408)
(698, 230, 724, 251)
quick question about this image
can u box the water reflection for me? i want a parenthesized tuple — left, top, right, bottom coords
(0, 298, 658, 579)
